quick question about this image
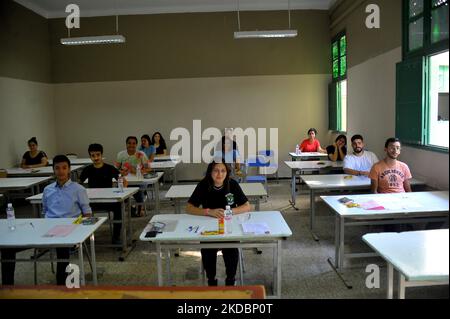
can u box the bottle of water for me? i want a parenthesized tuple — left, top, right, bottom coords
(118, 174, 124, 193)
(136, 164, 143, 180)
(295, 144, 300, 155)
(224, 205, 233, 234)
(6, 203, 16, 231)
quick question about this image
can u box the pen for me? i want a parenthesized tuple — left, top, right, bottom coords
(30, 222, 34, 229)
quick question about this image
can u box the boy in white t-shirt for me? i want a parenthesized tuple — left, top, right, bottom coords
(343, 134, 379, 176)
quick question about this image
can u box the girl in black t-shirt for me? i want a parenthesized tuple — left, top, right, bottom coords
(187, 161, 251, 286)
(20, 137, 48, 168)
(326, 134, 347, 162)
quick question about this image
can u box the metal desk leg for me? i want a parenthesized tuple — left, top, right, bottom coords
(154, 181, 160, 214)
(276, 240, 282, 298)
(156, 243, 163, 286)
(175, 199, 181, 214)
(173, 168, 178, 184)
(398, 274, 406, 299)
(120, 201, 127, 255)
(310, 189, 319, 241)
(78, 243, 86, 286)
(338, 216, 345, 270)
(166, 249, 172, 286)
(289, 169, 298, 210)
(255, 198, 260, 211)
(387, 263, 394, 299)
(327, 215, 352, 289)
(90, 234, 98, 285)
(31, 186, 38, 218)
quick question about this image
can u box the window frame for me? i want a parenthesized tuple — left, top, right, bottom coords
(330, 31, 347, 133)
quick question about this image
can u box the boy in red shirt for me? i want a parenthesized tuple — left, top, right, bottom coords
(369, 138, 412, 193)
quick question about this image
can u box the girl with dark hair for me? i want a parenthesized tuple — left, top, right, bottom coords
(20, 137, 48, 168)
(326, 134, 347, 161)
(151, 132, 167, 156)
(214, 136, 243, 180)
(139, 134, 155, 161)
(299, 128, 326, 153)
(187, 160, 251, 286)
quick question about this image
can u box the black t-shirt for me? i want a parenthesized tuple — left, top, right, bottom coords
(326, 145, 347, 161)
(22, 151, 47, 165)
(188, 178, 248, 209)
(154, 144, 166, 155)
(79, 163, 119, 188)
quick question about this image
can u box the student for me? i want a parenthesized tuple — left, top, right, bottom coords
(20, 137, 48, 168)
(214, 136, 243, 180)
(299, 128, 326, 153)
(139, 134, 155, 162)
(115, 136, 150, 217)
(151, 132, 168, 156)
(326, 135, 347, 162)
(80, 143, 128, 244)
(369, 138, 412, 193)
(186, 161, 251, 286)
(1, 155, 91, 286)
(343, 134, 379, 176)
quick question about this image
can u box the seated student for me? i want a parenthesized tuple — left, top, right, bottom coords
(1, 155, 91, 286)
(20, 137, 48, 168)
(326, 135, 347, 162)
(299, 128, 326, 153)
(186, 161, 251, 286)
(139, 134, 155, 162)
(151, 132, 168, 156)
(214, 136, 243, 181)
(343, 134, 379, 176)
(114, 136, 150, 217)
(369, 138, 412, 193)
(80, 143, 128, 244)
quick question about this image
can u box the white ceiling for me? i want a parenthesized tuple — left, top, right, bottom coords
(15, 0, 337, 18)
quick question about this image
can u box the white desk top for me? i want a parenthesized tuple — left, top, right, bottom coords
(153, 155, 181, 162)
(140, 211, 292, 242)
(0, 177, 52, 190)
(165, 183, 267, 199)
(6, 165, 84, 177)
(27, 187, 140, 204)
(321, 191, 449, 217)
(150, 161, 180, 169)
(363, 229, 449, 282)
(284, 161, 343, 170)
(301, 174, 426, 190)
(48, 158, 94, 165)
(289, 152, 328, 159)
(0, 217, 107, 248)
(125, 172, 164, 185)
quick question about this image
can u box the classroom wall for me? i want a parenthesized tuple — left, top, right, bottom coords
(0, 1, 57, 169)
(331, 0, 449, 190)
(53, 74, 330, 180)
(49, 9, 332, 180)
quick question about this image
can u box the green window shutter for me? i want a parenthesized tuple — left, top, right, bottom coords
(395, 56, 425, 145)
(329, 82, 338, 131)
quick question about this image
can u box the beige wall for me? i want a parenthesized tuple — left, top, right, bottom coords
(48, 10, 330, 83)
(53, 74, 330, 180)
(0, 77, 57, 168)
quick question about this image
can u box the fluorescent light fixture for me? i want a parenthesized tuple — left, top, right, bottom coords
(234, 30, 298, 39)
(60, 35, 126, 45)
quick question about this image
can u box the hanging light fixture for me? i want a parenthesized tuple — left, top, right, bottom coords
(234, 0, 298, 39)
(60, 1, 126, 45)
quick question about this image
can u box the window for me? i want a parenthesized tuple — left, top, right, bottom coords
(397, 0, 449, 151)
(329, 33, 347, 132)
(427, 51, 449, 148)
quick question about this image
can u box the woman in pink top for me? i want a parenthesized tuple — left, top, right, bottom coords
(299, 128, 326, 153)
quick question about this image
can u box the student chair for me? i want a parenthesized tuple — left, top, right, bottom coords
(244, 155, 270, 193)
(258, 150, 279, 183)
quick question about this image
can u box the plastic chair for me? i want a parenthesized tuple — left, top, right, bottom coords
(258, 150, 279, 183)
(244, 155, 270, 193)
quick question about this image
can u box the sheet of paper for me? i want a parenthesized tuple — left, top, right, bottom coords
(360, 200, 385, 210)
(43, 225, 78, 237)
(241, 222, 270, 235)
(375, 197, 424, 210)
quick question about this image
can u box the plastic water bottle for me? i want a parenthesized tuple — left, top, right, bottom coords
(6, 203, 16, 231)
(295, 144, 300, 155)
(118, 174, 124, 193)
(136, 164, 143, 180)
(224, 205, 233, 234)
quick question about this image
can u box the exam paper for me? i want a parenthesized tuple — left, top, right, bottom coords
(43, 225, 77, 237)
(241, 222, 270, 235)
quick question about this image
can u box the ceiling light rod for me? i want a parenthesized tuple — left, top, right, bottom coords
(61, 0, 125, 45)
(234, 0, 298, 39)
